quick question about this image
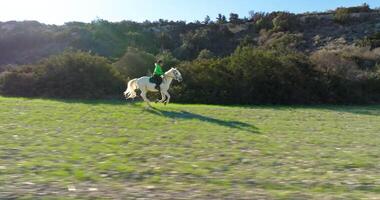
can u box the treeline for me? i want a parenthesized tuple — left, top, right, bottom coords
(0, 51, 124, 99)
(0, 4, 380, 104)
(174, 46, 380, 104)
(1, 43, 379, 104)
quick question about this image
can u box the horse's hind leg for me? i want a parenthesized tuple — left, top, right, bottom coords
(140, 90, 152, 107)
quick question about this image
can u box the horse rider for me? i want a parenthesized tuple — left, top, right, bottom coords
(153, 60, 164, 90)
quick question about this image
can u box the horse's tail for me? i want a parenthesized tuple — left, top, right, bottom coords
(124, 78, 138, 99)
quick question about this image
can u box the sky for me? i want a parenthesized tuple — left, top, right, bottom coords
(0, 0, 379, 25)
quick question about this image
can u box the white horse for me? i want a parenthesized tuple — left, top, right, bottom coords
(123, 68, 183, 106)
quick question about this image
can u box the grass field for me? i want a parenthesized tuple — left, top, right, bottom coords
(0, 96, 380, 199)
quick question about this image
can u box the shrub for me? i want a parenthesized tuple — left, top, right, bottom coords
(156, 50, 181, 68)
(344, 3, 371, 13)
(173, 58, 231, 104)
(272, 12, 299, 32)
(310, 50, 361, 80)
(0, 51, 124, 99)
(255, 18, 273, 31)
(358, 32, 380, 50)
(310, 48, 380, 103)
(334, 4, 371, 24)
(175, 47, 320, 104)
(259, 32, 304, 51)
(227, 47, 318, 104)
(0, 70, 36, 97)
(33, 51, 124, 99)
(113, 47, 156, 78)
(197, 49, 215, 60)
(334, 8, 351, 24)
(175, 46, 380, 104)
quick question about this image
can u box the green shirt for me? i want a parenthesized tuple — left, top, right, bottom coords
(154, 63, 164, 76)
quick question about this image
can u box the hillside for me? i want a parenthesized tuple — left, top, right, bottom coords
(1, 5, 380, 66)
(1, 4, 380, 105)
(0, 96, 380, 199)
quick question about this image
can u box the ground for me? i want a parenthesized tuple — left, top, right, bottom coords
(0, 96, 379, 199)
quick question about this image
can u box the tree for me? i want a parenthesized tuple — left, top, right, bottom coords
(229, 13, 241, 24)
(197, 49, 215, 60)
(159, 32, 173, 50)
(239, 35, 257, 47)
(358, 32, 380, 49)
(0, 70, 36, 97)
(334, 8, 351, 24)
(216, 14, 227, 24)
(113, 47, 156, 78)
(156, 50, 180, 68)
(222, 15, 227, 23)
(249, 11, 268, 23)
(272, 12, 298, 31)
(204, 15, 211, 24)
(249, 10, 256, 21)
(34, 51, 123, 98)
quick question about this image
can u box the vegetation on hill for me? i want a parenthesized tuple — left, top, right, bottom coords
(0, 51, 124, 98)
(1, 4, 380, 104)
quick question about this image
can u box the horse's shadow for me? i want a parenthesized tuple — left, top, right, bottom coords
(146, 107, 260, 133)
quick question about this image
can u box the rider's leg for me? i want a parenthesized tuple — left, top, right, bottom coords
(154, 75, 161, 90)
(156, 76, 162, 92)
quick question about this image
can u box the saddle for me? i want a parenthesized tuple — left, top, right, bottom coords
(149, 77, 156, 84)
(149, 75, 163, 85)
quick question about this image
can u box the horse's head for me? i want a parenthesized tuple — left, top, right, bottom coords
(167, 67, 183, 82)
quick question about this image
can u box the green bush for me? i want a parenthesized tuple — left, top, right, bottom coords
(334, 8, 351, 24)
(260, 32, 304, 51)
(113, 47, 156, 78)
(174, 46, 380, 104)
(0, 70, 36, 97)
(175, 47, 320, 104)
(156, 50, 181, 68)
(358, 32, 380, 49)
(310, 48, 380, 103)
(334, 4, 371, 24)
(2, 46, 380, 104)
(34, 51, 124, 99)
(174, 25, 235, 60)
(255, 18, 273, 31)
(341, 4, 371, 13)
(0, 51, 124, 99)
(174, 58, 231, 104)
(197, 49, 215, 60)
(227, 47, 318, 104)
(272, 12, 299, 32)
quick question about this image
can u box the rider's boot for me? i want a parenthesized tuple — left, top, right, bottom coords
(155, 84, 160, 91)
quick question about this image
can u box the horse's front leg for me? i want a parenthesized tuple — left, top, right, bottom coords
(158, 91, 166, 103)
(163, 91, 171, 105)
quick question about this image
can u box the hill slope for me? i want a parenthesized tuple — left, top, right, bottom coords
(1, 6, 380, 65)
(0, 96, 380, 199)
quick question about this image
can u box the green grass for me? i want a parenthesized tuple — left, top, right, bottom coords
(0, 96, 380, 199)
